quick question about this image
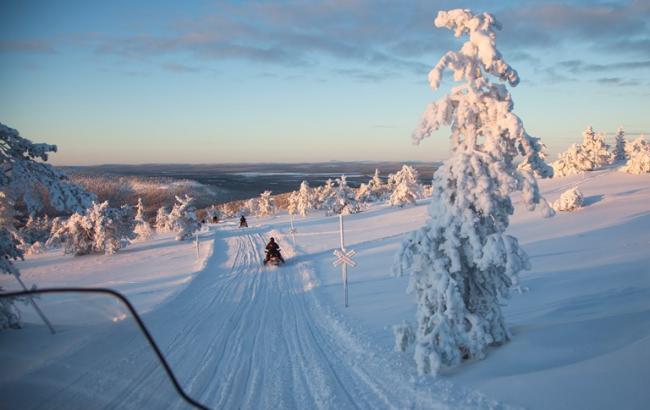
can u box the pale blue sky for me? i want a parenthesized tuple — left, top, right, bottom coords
(2, 0, 649, 165)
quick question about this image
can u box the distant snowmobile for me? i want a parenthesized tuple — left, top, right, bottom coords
(239, 216, 248, 228)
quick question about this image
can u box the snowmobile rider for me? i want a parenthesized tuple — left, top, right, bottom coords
(239, 215, 248, 228)
(264, 237, 285, 264)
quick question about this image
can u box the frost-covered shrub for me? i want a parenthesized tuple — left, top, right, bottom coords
(388, 165, 423, 207)
(552, 187, 584, 212)
(357, 169, 389, 203)
(168, 195, 200, 241)
(395, 9, 552, 375)
(553, 127, 612, 177)
(620, 137, 650, 174)
(133, 198, 153, 241)
(47, 201, 133, 256)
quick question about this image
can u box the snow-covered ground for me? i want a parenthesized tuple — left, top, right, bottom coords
(1, 170, 649, 409)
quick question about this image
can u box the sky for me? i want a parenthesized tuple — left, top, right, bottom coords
(1, 0, 649, 165)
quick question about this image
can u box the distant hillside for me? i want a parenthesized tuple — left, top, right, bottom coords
(61, 161, 440, 204)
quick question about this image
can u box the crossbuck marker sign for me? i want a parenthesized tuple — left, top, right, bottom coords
(332, 214, 356, 307)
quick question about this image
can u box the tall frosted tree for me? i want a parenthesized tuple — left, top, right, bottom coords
(394, 9, 552, 375)
(154, 206, 172, 232)
(295, 180, 315, 216)
(332, 175, 360, 215)
(316, 178, 337, 213)
(388, 165, 423, 207)
(2, 123, 93, 328)
(134, 198, 153, 241)
(614, 127, 627, 163)
(287, 190, 299, 216)
(256, 190, 276, 217)
(168, 195, 200, 241)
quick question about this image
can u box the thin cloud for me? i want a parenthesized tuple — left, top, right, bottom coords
(0, 40, 54, 53)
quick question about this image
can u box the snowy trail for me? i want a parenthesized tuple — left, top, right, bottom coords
(2, 224, 502, 409)
(145, 225, 500, 409)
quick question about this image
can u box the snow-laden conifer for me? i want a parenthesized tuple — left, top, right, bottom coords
(388, 165, 423, 207)
(553, 127, 612, 177)
(614, 127, 627, 163)
(1, 123, 94, 215)
(1, 123, 93, 327)
(583, 128, 613, 167)
(357, 169, 389, 203)
(316, 179, 337, 213)
(155, 207, 173, 232)
(394, 9, 552, 375)
(134, 198, 153, 241)
(18, 215, 51, 255)
(287, 191, 299, 216)
(256, 191, 276, 217)
(552, 143, 591, 177)
(620, 136, 650, 174)
(553, 187, 584, 212)
(295, 180, 315, 216)
(168, 195, 200, 241)
(332, 175, 360, 215)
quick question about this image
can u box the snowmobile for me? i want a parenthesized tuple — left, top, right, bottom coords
(264, 249, 285, 266)
(239, 216, 248, 228)
(0, 288, 209, 409)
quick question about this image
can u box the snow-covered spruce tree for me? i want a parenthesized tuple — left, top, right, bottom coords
(332, 175, 360, 215)
(388, 165, 423, 207)
(1, 123, 94, 328)
(357, 169, 389, 203)
(552, 187, 584, 212)
(295, 180, 315, 216)
(256, 190, 276, 217)
(168, 195, 200, 241)
(620, 136, 650, 174)
(134, 198, 153, 241)
(614, 127, 627, 163)
(154, 206, 173, 232)
(582, 128, 612, 168)
(553, 126, 611, 177)
(394, 9, 553, 375)
(287, 190, 299, 216)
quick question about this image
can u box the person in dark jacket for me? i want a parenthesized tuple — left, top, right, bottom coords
(239, 215, 248, 228)
(264, 237, 284, 264)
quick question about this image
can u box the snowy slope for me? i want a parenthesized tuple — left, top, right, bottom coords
(1, 170, 649, 409)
